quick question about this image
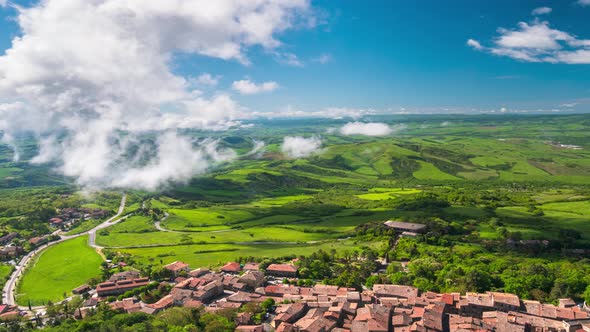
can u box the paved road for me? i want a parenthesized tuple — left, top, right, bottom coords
(2, 194, 127, 307)
(88, 194, 128, 248)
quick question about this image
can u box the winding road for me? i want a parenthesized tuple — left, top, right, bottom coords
(2, 193, 128, 307)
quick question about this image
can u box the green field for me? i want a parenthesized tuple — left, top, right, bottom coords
(16, 236, 103, 306)
(356, 188, 422, 200)
(117, 239, 387, 268)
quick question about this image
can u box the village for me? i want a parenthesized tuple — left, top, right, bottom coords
(1, 219, 589, 331)
(0, 255, 585, 332)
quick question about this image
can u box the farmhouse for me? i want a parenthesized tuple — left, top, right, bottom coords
(220, 261, 242, 274)
(266, 264, 298, 278)
(189, 268, 209, 277)
(28, 236, 48, 247)
(49, 218, 63, 226)
(0, 304, 22, 321)
(383, 220, 427, 233)
(72, 284, 91, 295)
(0, 232, 18, 245)
(96, 277, 150, 297)
(164, 261, 190, 276)
(238, 270, 265, 289)
(0, 246, 23, 260)
(109, 270, 140, 281)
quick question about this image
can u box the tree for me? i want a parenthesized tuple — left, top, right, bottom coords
(583, 285, 590, 305)
(260, 298, 275, 313)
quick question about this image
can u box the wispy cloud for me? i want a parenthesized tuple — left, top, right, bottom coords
(468, 20, 590, 64)
(274, 52, 304, 67)
(192, 73, 221, 87)
(531, 7, 552, 15)
(560, 102, 579, 108)
(578, 0, 590, 6)
(246, 106, 377, 120)
(313, 53, 332, 64)
(232, 79, 279, 95)
(467, 39, 483, 50)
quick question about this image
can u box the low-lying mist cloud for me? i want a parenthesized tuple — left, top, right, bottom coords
(281, 136, 323, 158)
(0, 0, 312, 190)
(339, 122, 404, 136)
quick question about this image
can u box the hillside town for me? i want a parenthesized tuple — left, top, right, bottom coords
(3, 259, 584, 332)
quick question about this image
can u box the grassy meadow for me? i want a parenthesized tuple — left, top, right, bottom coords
(16, 236, 103, 306)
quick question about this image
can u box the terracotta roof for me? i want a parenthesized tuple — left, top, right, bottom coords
(235, 325, 263, 332)
(73, 284, 91, 293)
(373, 284, 419, 299)
(221, 262, 241, 272)
(267, 264, 298, 273)
(149, 295, 173, 310)
(487, 291, 520, 307)
(164, 261, 189, 272)
(275, 322, 295, 332)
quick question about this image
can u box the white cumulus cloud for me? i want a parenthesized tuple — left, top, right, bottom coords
(468, 20, 590, 64)
(340, 122, 395, 136)
(232, 79, 279, 95)
(281, 136, 322, 158)
(0, 0, 313, 190)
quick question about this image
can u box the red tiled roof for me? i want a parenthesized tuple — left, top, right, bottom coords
(221, 262, 241, 272)
(267, 264, 298, 273)
(164, 261, 189, 272)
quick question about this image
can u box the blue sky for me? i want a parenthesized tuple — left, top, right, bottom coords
(1, 0, 589, 115)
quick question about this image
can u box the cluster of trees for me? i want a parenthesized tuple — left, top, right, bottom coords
(386, 237, 590, 303)
(8, 295, 276, 331)
(294, 248, 379, 290)
(34, 305, 236, 332)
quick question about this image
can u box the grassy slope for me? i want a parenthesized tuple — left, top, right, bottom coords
(17, 236, 103, 306)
